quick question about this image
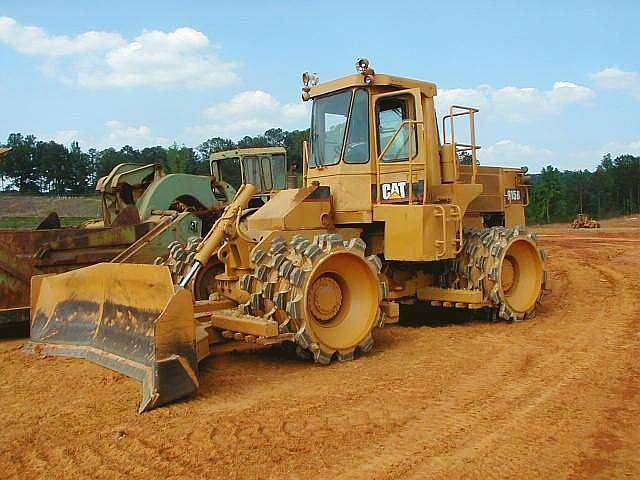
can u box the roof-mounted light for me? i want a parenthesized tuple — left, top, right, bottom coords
(301, 71, 320, 101)
(355, 58, 375, 85)
(302, 71, 319, 87)
(356, 58, 369, 72)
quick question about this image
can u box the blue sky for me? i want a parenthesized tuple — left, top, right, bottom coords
(0, 0, 638, 172)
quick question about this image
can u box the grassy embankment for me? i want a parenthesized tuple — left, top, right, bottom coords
(0, 194, 100, 229)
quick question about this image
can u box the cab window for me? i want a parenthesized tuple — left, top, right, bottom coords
(215, 157, 242, 189)
(377, 96, 418, 162)
(270, 153, 287, 189)
(242, 156, 262, 190)
(310, 90, 352, 167)
(260, 156, 273, 190)
(210, 161, 219, 179)
(344, 89, 370, 164)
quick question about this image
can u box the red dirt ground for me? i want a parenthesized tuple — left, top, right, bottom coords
(1, 221, 639, 479)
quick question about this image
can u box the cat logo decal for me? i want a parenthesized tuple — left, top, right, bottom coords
(381, 182, 408, 200)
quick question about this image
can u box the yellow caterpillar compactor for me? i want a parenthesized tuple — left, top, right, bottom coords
(28, 60, 549, 412)
(571, 213, 600, 229)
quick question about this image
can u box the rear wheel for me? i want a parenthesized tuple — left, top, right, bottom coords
(453, 226, 548, 321)
(240, 234, 387, 364)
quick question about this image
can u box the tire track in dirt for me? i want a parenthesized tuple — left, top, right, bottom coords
(404, 251, 634, 479)
(327, 245, 635, 479)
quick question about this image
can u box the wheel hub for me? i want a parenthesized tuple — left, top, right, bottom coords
(501, 256, 516, 293)
(308, 275, 343, 322)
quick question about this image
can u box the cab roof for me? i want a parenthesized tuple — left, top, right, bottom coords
(308, 73, 438, 99)
(210, 146, 286, 161)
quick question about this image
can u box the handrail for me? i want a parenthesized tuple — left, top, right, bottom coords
(433, 204, 447, 258)
(376, 119, 424, 204)
(450, 204, 463, 254)
(302, 140, 309, 187)
(442, 105, 480, 184)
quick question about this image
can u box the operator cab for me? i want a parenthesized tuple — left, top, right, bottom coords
(210, 147, 288, 206)
(303, 60, 483, 223)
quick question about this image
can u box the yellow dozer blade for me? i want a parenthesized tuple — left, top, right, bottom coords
(27, 184, 257, 412)
(28, 263, 198, 412)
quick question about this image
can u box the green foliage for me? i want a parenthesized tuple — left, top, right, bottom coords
(1, 128, 310, 193)
(164, 143, 197, 174)
(526, 154, 640, 224)
(196, 137, 235, 162)
(5, 129, 635, 225)
(459, 151, 474, 165)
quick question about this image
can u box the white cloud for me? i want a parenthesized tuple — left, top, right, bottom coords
(481, 139, 554, 171)
(79, 28, 238, 88)
(189, 90, 311, 140)
(437, 85, 492, 110)
(600, 138, 640, 157)
(0, 17, 238, 88)
(51, 129, 80, 145)
(547, 81, 595, 105)
(204, 90, 279, 119)
(437, 81, 595, 123)
(39, 90, 309, 151)
(564, 139, 640, 172)
(41, 121, 168, 150)
(0, 16, 125, 56)
(103, 120, 159, 148)
(591, 67, 640, 99)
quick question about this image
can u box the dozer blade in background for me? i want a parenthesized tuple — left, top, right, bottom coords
(27, 263, 199, 412)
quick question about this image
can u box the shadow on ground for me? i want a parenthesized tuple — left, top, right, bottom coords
(398, 302, 494, 328)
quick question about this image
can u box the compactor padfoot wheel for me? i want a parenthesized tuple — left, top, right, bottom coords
(155, 237, 223, 301)
(240, 234, 387, 364)
(452, 226, 549, 321)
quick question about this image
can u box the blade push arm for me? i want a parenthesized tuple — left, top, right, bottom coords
(179, 184, 257, 287)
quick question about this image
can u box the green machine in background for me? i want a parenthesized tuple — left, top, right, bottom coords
(209, 147, 289, 205)
(0, 147, 288, 335)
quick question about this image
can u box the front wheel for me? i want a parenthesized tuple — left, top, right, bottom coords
(240, 234, 387, 363)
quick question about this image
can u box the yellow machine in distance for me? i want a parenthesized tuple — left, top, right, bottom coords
(571, 213, 600, 229)
(29, 60, 549, 411)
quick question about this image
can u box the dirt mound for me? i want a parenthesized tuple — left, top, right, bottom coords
(0, 194, 100, 218)
(0, 225, 638, 479)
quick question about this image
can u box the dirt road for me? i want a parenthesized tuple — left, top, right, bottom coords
(1, 224, 639, 479)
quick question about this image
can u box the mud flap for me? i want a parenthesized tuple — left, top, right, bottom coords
(27, 263, 199, 412)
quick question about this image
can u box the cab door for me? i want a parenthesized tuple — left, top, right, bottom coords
(371, 88, 425, 204)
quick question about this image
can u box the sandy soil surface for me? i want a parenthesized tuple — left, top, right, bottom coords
(1, 222, 639, 479)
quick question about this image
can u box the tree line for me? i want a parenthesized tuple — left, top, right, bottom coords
(0, 128, 308, 194)
(1, 130, 638, 224)
(527, 154, 640, 224)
